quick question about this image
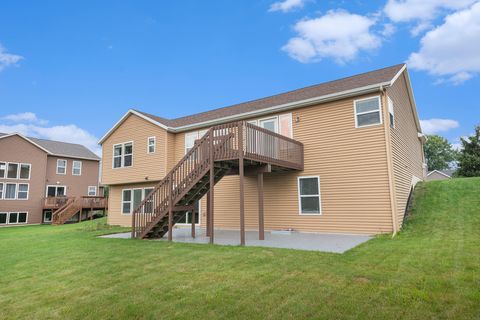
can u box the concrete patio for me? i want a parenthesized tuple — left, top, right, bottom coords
(100, 227, 372, 253)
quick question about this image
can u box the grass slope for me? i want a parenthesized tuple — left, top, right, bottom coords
(1, 178, 479, 319)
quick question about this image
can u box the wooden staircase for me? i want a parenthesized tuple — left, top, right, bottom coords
(132, 121, 304, 239)
(52, 198, 82, 225)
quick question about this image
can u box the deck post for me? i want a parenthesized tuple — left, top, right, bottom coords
(258, 172, 264, 240)
(209, 129, 215, 244)
(90, 206, 93, 221)
(168, 174, 173, 241)
(132, 207, 136, 238)
(191, 204, 196, 238)
(206, 191, 211, 237)
(239, 122, 246, 246)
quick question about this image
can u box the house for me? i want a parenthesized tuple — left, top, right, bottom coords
(0, 133, 106, 226)
(99, 63, 426, 243)
(426, 169, 455, 181)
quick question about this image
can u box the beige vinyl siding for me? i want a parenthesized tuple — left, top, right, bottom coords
(387, 72, 425, 229)
(101, 114, 169, 185)
(172, 95, 393, 234)
(107, 182, 158, 226)
(104, 95, 398, 234)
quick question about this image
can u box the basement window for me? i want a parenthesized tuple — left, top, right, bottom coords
(298, 176, 322, 215)
(354, 96, 382, 128)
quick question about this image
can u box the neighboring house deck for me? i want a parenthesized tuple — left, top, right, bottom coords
(99, 63, 426, 243)
(0, 133, 106, 226)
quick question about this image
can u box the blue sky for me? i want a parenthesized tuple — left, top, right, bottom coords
(0, 0, 479, 155)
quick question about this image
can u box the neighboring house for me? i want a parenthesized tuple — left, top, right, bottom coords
(99, 63, 426, 242)
(427, 169, 455, 181)
(0, 133, 104, 226)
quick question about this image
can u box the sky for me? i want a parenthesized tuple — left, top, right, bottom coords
(0, 0, 479, 155)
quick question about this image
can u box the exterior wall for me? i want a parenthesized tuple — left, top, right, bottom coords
(426, 172, 450, 181)
(108, 182, 158, 226)
(0, 135, 48, 225)
(386, 72, 425, 229)
(105, 94, 396, 234)
(45, 156, 100, 197)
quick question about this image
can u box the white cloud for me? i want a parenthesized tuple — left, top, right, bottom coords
(269, 0, 305, 13)
(0, 113, 101, 156)
(420, 118, 459, 134)
(407, 2, 480, 84)
(383, 0, 477, 35)
(282, 10, 381, 64)
(2, 112, 48, 125)
(0, 44, 23, 71)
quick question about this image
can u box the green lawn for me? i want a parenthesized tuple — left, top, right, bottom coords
(1, 178, 479, 319)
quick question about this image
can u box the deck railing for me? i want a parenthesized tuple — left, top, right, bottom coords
(44, 196, 108, 209)
(132, 121, 303, 238)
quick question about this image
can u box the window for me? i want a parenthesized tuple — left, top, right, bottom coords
(354, 96, 382, 128)
(4, 212, 28, 225)
(7, 163, 18, 179)
(113, 142, 133, 168)
(46, 185, 66, 197)
(122, 189, 132, 214)
(0, 162, 5, 178)
(259, 117, 278, 133)
(148, 137, 156, 154)
(185, 132, 198, 154)
(88, 186, 97, 196)
(298, 176, 321, 215)
(72, 161, 82, 176)
(43, 211, 53, 223)
(122, 188, 154, 214)
(143, 187, 154, 214)
(0, 183, 3, 199)
(5, 183, 17, 199)
(388, 97, 395, 128)
(56, 159, 67, 175)
(17, 184, 29, 200)
(19, 164, 31, 180)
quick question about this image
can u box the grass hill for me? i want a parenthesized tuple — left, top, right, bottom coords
(1, 178, 479, 319)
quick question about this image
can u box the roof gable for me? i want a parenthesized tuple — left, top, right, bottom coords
(0, 133, 100, 161)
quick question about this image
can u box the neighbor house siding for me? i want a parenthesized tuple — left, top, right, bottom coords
(386, 72, 425, 229)
(45, 156, 100, 197)
(0, 135, 48, 225)
(101, 114, 169, 185)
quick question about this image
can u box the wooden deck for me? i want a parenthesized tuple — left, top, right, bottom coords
(132, 120, 304, 244)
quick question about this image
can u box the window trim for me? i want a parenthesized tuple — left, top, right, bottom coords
(6, 162, 19, 179)
(0, 212, 28, 225)
(121, 187, 155, 215)
(121, 189, 133, 215)
(17, 183, 29, 200)
(297, 176, 322, 215)
(56, 159, 67, 175)
(0, 162, 6, 178)
(387, 96, 395, 128)
(19, 163, 31, 180)
(259, 116, 279, 133)
(45, 185, 67, 197)
(147, 136, 156, 154)
(72, 161, 82, 176)
(4, 183, 17, 200)
(112, 141, 134, 169)
(354, 96, 383, 128)
(87, 186, 97, 196)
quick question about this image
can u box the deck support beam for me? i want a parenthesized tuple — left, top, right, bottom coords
(168, 175, 173, 241)
(206, 191, 211, 237)
(191, 204, 196, 238)
(209, 132, 215, 244)
(258, 172, 264, 240)
(239, 123, 246, 246)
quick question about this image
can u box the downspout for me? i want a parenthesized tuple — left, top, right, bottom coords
(380, 86, 399, 236)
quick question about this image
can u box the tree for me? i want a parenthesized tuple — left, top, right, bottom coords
(424, 135, 458, 171)
(457, 125, 480, 177)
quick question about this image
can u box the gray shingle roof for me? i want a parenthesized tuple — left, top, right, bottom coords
(135, 63, 405, 128)
(0, 133, 100, 161)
